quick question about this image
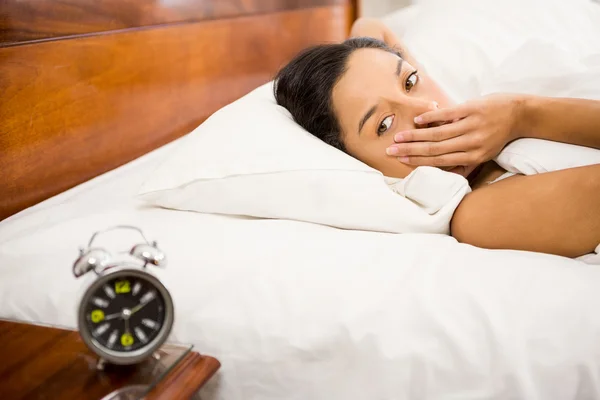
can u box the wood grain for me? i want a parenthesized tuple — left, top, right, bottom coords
(0, 5, 351, 221)
(145, 352, 221, 400)
(0, 0, 348, 46)
(0, 319, 220, 400)
(0, 327, 70, 377)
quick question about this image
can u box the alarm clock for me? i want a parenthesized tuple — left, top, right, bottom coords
(72, 225, 174, 366)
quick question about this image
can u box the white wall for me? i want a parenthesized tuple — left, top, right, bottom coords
(359, 0, 413, 18)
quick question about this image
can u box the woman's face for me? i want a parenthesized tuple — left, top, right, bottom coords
(331, 48, 469, 179)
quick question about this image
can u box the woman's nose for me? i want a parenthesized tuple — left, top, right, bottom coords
(410, 100, 440, 128)
(397, 99, 439, 128)
(414, 100, 439, 116)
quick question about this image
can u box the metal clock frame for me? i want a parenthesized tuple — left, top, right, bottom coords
(78, 264, 175, 365)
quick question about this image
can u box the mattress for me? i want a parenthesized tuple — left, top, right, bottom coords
(2, 135, 600, 400)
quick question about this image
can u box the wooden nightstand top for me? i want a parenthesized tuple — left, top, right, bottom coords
(0, 319, 220, 399)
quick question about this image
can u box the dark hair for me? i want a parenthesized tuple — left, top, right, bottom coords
(274, 37, 401, 152)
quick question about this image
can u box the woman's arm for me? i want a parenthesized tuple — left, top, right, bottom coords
(451, 164, 600, 258)
(517, 96, 600, 149)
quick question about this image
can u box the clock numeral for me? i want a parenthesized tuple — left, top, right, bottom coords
(134, 327, 148, 344)
(141, 318, 159, 330)
(90, 309, 105, 323)
(92, 297, 109, 308)
(107, 330, 119, 349)
(140, 290, 156, 305)
(115, 280, 131, 294)
(132, 282, 142, 296)
(93, 323, 110, 337)
(103, 285, 116, 299)
(121, 333, 134, 347)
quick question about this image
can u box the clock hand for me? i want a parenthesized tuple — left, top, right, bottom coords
(104, 312, 122, 321)
(130, 292, 155, 315)
(130, 302, 147, 315)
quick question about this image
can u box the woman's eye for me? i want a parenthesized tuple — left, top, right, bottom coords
(377, 115, 394, 135)
(405, 71, 419, 92)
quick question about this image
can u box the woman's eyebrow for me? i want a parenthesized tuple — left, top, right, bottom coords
(358, 104, 378, 135)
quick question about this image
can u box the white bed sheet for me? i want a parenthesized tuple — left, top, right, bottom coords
(2, 137, 600, 399)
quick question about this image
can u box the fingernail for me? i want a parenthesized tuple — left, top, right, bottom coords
(394, 133, 405, 142)
(386, 147, 399, 155)
(398, 156, 409, 163)
(414, 116, 423, 124)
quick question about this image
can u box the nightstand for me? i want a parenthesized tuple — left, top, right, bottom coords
(0, 319, 220, 399)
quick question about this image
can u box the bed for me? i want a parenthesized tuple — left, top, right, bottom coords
(2, 0, 600, 399)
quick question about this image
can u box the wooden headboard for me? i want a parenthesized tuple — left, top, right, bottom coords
(0, 0, 356, 220)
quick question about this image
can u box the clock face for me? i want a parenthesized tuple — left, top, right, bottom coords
(83, 274, 167, 353)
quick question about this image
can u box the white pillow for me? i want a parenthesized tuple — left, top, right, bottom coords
(137, 83, 470, 234)
(496, 139, 600, 175)
(384, 0, 600, 103)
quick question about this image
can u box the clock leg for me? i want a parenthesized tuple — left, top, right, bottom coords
(96, 357, 107, 371)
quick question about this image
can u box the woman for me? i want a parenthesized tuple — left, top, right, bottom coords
(274, 18, 600, 258)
